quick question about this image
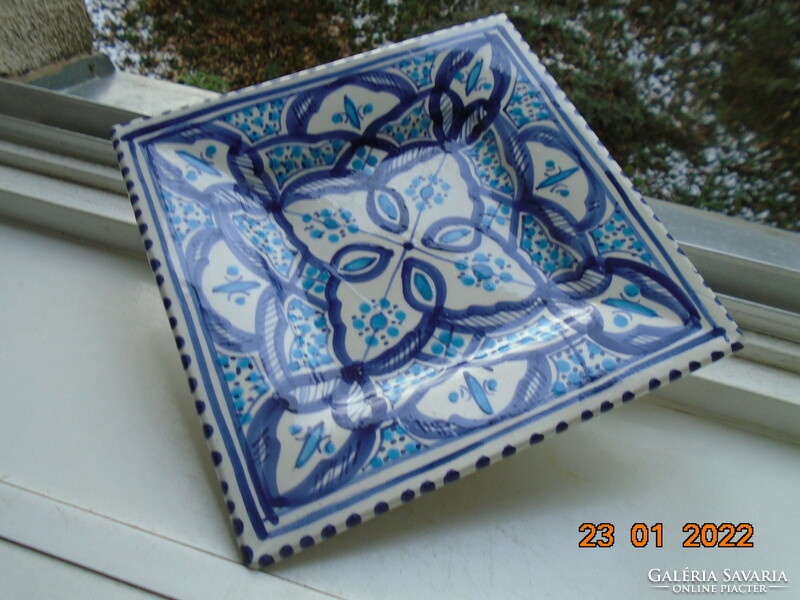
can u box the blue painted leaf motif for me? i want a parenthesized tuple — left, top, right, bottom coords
(176, 150, 220, 176)
(422, 219, 479, 252)
(342, 256, 377, 272)
(295, 422, 325, 468)
(536, 166, 579, 190)
(378, 192, 398, 220)
(332, 244, 393, 282)
(414, 272, 433, 301)
(602, 298, 658, 317)
(344, 95, 361, 130)
(439, 228, 471, 244)
(400, 256, 442, 308)
(367, 189, 409, 233)
(464, 372, 494, 415)
(466, 59, 483, 95)
(212, 280, 260, 294)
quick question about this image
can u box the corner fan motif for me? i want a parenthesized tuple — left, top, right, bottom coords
(147, 36, 699, 514)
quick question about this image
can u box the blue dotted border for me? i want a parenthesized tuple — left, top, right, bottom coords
(235, 336, 743, 568)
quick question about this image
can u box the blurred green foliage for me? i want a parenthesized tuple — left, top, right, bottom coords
(122, 0, 798, 229)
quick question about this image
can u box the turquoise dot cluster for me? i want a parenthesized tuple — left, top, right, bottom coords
(351, 298, 407, 349)
(216, 352, 270, 426)
(222, 98, 285, 142)
(346, 146, 383, 175)
(480, 200, 512, 231)
(162, 189, 214, 242)
(504, 75, 549, 127)
(265, 139, 345, 187)
(394, 53, 437, 88)
(380, 103, 434, 144)
(591, 210, 655, 264)
(465, 130, 515, 196)
(232, 213, 295, 276)
(454, 251, 515, 292)
(549, 347, 590, 395)
(299, 264, 331, 297)
(300, 206, 360, 245)
(550, 339, 624, 396)
(368, 424, 421, 469)
(423, 329, 468, 359)
(403, 173, 451, 211)
(286, 299, 334, 372)
(520, 213, 578, 275)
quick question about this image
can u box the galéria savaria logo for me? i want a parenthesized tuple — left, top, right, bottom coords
(648, 569, 789, 595)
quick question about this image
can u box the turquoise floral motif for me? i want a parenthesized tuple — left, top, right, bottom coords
(284, 149, 545, 368)
(480, 201, 513, 231)
(454, 251, 516, 292)
(212, 265, 260, 305)
(448, 371, 499, 415)
(295, 205, 361, 245)
(289, 421, 336, 468)
(537, 160, 579, 197)
(332, 95, 374, 129)
(462, 59, 491, 94)
(350, 297, 407, 350)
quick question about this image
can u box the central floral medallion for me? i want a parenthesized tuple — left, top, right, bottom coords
(282, 148, 547, 375)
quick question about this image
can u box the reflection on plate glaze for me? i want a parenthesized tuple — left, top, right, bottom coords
(114, 15, 741, 566)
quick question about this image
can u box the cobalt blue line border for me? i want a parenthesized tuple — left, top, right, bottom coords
(128, 142, 270, 535)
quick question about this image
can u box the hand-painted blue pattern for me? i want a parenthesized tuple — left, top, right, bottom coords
(141, 30, 707, 522)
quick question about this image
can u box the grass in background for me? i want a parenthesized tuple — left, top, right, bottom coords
(101, 0, 799, 230)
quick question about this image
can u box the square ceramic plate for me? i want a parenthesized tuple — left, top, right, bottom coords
(113, 15, 742, 567)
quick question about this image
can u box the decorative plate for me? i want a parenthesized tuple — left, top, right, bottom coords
(112, 15, 742, 567)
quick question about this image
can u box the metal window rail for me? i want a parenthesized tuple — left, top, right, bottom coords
(1, 75, 798, 442)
